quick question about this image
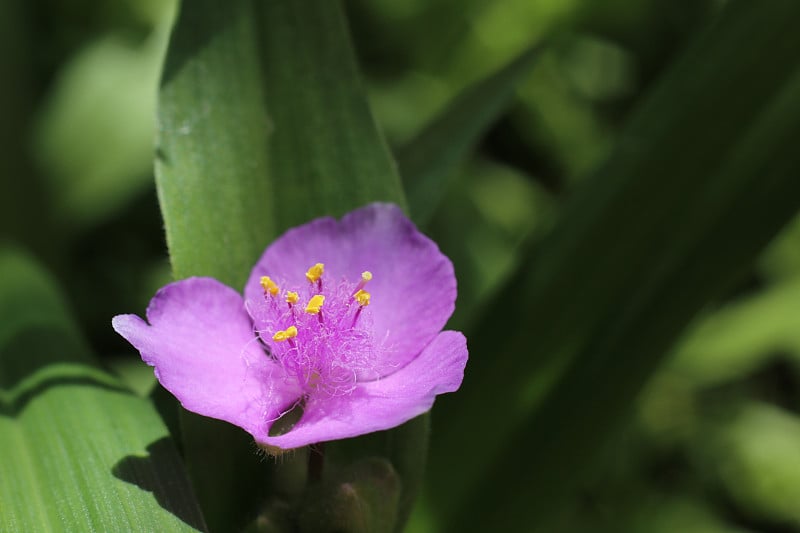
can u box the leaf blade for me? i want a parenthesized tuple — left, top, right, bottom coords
(156, 0, 405, 287)
(0, 249, 206, 532)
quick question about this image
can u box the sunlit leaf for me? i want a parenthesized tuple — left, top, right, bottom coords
(157, 0, 403, 288)
(0, 249, 205, 532)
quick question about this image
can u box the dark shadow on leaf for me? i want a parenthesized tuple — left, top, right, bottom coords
(149, 382, 183, 450)
(113, 437, 208, 532)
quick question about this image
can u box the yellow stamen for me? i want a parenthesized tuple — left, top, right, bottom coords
(260, 276, 279, 296)
(272, 326, 297, 342)
(305, 263, 325, 283)
(353, 289, 371, 307)
(285, 291, 299, 305)
(305, 294, 325, 314)
(361, 271, 372, 282)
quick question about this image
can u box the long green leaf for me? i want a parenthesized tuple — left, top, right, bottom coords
(157, 3, 278, 520)
(425, 0, 800, 529)
(397, 46, 541, 224)
(155, 0, 410, 529)
(473, 70, 800, 532)
(157, 0, 404, 289)
(156, 0, 276, 288)
(0, 249, 205, 532)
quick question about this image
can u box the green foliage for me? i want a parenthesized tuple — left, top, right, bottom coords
(156, 0, 403, 288)
(426, 0, 800, 530)
(0, 250, 205, 532)
(5, 0, 800, 531)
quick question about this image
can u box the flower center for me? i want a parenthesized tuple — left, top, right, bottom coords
(252, 264, 376, 397)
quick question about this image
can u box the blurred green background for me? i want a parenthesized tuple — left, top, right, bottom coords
(3, 0, 800, 531)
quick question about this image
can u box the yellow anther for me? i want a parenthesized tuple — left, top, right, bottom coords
(353, 289, 371, 307)
(305, 263, 325, 283)
(361, 271, 373, 282)
(305, 294, 325, 314)
(285, 291, 299, 305)
(272, 326, 297, 342)
(260, 276, 280, 296)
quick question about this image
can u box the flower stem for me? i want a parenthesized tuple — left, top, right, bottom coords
(308, 442, 325, 482)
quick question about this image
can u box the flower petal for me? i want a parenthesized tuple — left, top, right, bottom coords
(256, 330, 467, 449)
(245, 203, 457, 373)
(112, 277, 301, 439)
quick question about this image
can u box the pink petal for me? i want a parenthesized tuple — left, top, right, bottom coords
(112, 277, 301, 439)
(256, 331, 467, 449)
(244, 203, 457, 373)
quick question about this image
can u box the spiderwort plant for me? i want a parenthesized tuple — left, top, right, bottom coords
(112, 203, 468, 451)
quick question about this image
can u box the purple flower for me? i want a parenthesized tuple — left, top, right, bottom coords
(112, 203, 468, 450)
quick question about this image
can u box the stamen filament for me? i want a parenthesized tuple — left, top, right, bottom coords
(352, 271, 373, 294)
(351, 306, 364, 328)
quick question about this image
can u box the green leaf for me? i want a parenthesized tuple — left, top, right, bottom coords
(426, 0, 800, 530)
(156, 0, 274, 288)
(0, 249, 205, 532)
(398, 46, 540, 225)
(156, 0, 404, 289)
(155, 1, 411, 530)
